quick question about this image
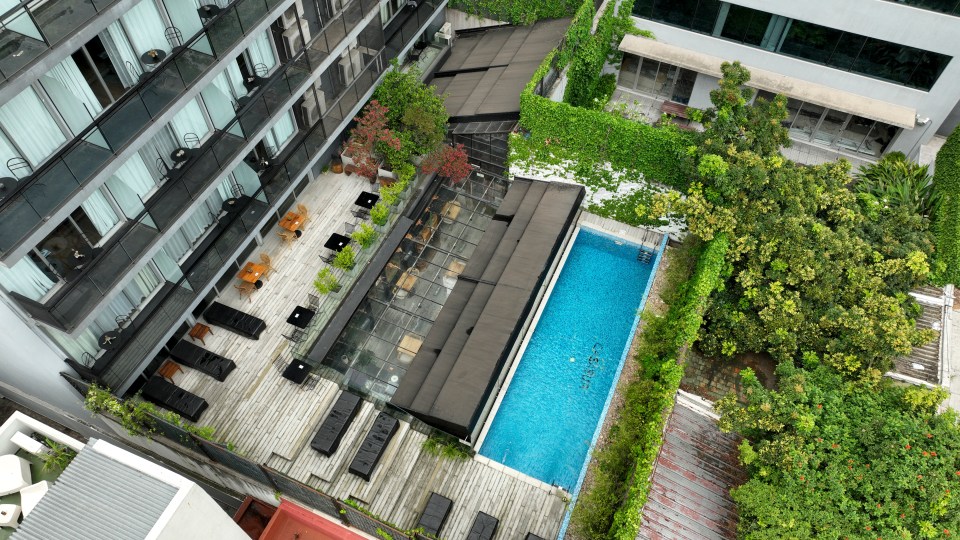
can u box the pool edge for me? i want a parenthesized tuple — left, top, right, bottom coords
(555, 228, 669, 540)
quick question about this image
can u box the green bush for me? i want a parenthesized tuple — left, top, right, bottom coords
(333, 245, 356, 271)
(351, 222, 378, 249)
(313, 267, 341, 294)
(932, 125, 960, 284)
(448, 0, 580, 25)
(563, 0, 635, 108)
(572, 235, 729, 540)
(370, 202, 389, 226)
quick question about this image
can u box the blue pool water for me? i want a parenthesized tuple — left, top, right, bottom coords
(478, 228, 656, 491)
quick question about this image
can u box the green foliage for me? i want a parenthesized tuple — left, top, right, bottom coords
(313, 267, 341, 294)
(372, 64, 448, 156)
(931, 125, 960, 284)
(564, 0, 636, 108)
(333, 245, 356, 271)
(573, 236, 729, 540)
(856, 152, 940, 217)
(717, 363, 960, 539)
(517, 87, 692, 190)
(40, 439, 76, 472)
(651, 63, 935, 374)
(351, 222, 378, 249)
(370, 202, 389, 226)
(84, 384, 156, 435)
(448, 0, 580, 26)
(422, 432, 472, 460)
(397, 162, 416, 185)
(555, 0, 595, 68)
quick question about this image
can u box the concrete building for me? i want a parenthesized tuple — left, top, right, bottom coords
(0, 0, 446, 419)
(617, 0, 960, 162)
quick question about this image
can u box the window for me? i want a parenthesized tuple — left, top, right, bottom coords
(720, 4, 771, 46)
(617, 55, 696, 104)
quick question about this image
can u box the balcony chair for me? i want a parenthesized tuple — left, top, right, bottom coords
(296, 203, 310, 228)
(259, 253, 274, 279)
(277, 230, 297, 244)
(6, 157, 31, 180)
(234, 281, 256, 302)
(307, 293, 319, 310)
(164, 26, 183, 50)
(183, 132, 200, 148)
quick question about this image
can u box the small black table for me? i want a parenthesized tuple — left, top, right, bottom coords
(221, 197, 241, 213)
(0, 177, 16, 202)
(243, 75, 267, 91)
(355, 191, 379, 209)
(286, 306, 316, 328)
(324, 233, 350, 252)
(99, 330, 121, 350)
(198, 4, 221, 19)
(140, 49, 166, 65)
(170, 147, 199, 163)
(282, 359, 311, 384)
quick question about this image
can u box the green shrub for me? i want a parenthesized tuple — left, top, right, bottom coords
(313, 267, 341, 294)
(370, 203, 389, 226)
(448, 0, 580, 25)
(333, 245, 356, 271)
(932, 125, 960, 284)
(563, 0, 636, 108)
(351, 222, 378, 249)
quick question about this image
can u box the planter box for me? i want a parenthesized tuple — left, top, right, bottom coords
(378, 167, 398, 180)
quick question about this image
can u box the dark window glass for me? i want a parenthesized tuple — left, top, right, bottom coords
(633, 0, 654, 17)
(827, 33, 866, 72)
(636, 0, 721, 34)
(906, 51, 952, 90)
(883, 0, 960, 16)
(721, 4, 772, 46)
(780, 20, 843, 64)
(852, 38, 903, 83)
(690, 0, 722, 33)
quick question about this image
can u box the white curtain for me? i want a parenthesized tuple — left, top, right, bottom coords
(130, 265, 162, 298)
(200, 81, 235, 130)
(152, 249, 184, 282)
(49, 328, 100, 365)
(40, 57, 103, 136)
(161, 0, 202, 42)
(0, 130, 24, 178)
(264, 110, 297, 154)
(162, 230, 191, 261)
(246, 30, 277, 73)
(80, 188, 121, 238)
(180, 206, 215, 243)
(223, 61, 247, 98)
(232, 164, 261, 196)
(100, 21, 141, 87)
(0, 257, 55, 301)
(121, 0, 170, 57)
(213, 175, 233, 203)
(170, 98, 211, 144)
(105, 154, 156, 218)
(0, 88, 67, 166)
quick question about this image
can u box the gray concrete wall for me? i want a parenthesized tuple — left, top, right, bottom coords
(631, 0, 960, 157)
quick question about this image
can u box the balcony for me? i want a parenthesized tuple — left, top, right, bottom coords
(0, 0, 290, 261)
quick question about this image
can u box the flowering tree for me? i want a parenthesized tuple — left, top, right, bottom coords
(422, 143, 472, 184)
(346, 100, 401, 179)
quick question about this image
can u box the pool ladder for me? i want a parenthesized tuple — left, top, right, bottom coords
(637, 248, 653, 263)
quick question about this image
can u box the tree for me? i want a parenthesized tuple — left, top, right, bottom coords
(346, 100, 400, 179)
(717, 362, 960, 539)
(372, 64, 448, 156)
(422, 144, 472, 184)
(650, 62, 934, 374)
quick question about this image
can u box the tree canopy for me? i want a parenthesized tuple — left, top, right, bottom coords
(372, 65, 448, 156)
(651, 61, 935, 375)
(718, 362, 960, 539)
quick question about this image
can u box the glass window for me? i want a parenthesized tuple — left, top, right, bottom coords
(837, 115, 875, 154)
(635, 57, 660, 94)
(790, 102, 825, 141)
(780, 20, 843, 65)
(826, 33, 866, 72)
(671, 69, 697, 104)
(814, 109, 848, 146)
(882, 0, 960, 16)
(619, 55, 640, 88)
(720, 5, 772, 46)
(0, 87, 68, 166)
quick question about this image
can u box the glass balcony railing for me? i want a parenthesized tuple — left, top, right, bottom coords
(84, 0, 446, 389)
(0, 0, 288, 257)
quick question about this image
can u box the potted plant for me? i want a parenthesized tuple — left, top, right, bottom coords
(370, 203, 389, 226)
(313, 267, 341, 294)
(332, 245, 356, 271)
(351, 222, 378, 249)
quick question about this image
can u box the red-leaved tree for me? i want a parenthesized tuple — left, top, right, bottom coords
(346, 100, 400, 180)
(423, 143, 472, 184)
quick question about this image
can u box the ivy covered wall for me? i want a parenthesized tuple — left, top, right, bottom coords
(932, 126, 960, 284)
(447, 0, 581, 25)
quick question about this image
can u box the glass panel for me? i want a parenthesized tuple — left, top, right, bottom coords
(780, 20, 843, 64)
(789, 102, 824, 141)
(671, 68, 696, 104)
(827, 33, 866, 72)
(813, 109, 848, 146)
(720, 5, 772, 46)
(635, 57, 659, 94)
(837, 115, 873, 154)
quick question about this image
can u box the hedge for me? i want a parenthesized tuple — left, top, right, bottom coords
(563, 0, 635, 107)
(447, 0, 580, 25)
(518, 88, 692, 189)
(571, 234, 729, 539)
(932, 126, 960, 284)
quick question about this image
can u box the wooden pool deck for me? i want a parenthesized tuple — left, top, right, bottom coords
(170, 171, 569, 539)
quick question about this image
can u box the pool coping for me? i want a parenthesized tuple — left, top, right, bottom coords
(474, 219, 669, 539)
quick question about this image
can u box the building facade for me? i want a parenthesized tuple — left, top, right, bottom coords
(0, 0, 446, 417)
(619, 0, 960, 161)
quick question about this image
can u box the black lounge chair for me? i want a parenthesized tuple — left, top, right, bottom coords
(141, 376, 208, 422)
(524, 534, 546, 540)
(311, 391, 362, 456)
(466, 511, 499, 540)
(170, 340, 236, 381)
(417, 492, 452, 537)
(203, 302, 266, 339)
(348, 412, 399, 481)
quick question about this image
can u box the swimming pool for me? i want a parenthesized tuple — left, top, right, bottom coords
(478, 227, 659, 491)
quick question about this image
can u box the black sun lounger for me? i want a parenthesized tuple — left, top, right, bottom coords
(170, 340, 236, 381)
(311, 391, 362, 456)
(466, 511, 499, 540)
(203, 302, 266, 339)
(141, 376, 208, 422)
(417, 492, 452, 537)
(348, 412, 398, 481)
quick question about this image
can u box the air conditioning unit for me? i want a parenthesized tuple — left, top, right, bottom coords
(282, 19, 310, 57)
(281, 0, 306, 28)
(435, 22, 453, 46)
(300, 91, 327, 126)
(338, 48, 363, 84)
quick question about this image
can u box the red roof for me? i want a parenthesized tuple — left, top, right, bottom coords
(260, 500, 370, 540)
